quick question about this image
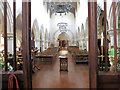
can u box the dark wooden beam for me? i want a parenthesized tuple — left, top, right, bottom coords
(28, 1, 32, 88)
(4, 1, 8, 71)
(13, 0, 17, 71)
(104, 0, 108, 71)
(88, 1, 98, 88)
(113, 2, 117, 72)
(22, 1, 32, 89)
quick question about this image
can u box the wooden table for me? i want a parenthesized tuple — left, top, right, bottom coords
(59, 56, 68, 72)
(35, 55, 54, 64)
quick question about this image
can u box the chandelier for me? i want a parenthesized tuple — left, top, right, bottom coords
(49, 0, 72, 15)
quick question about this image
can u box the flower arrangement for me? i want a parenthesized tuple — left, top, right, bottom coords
(0, 50, 5, 70)
(109, 47, 120, 71)
(0, 50, 13, 71)
(117, 47, 120, 71)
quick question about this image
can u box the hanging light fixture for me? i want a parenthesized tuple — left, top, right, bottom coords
(49, 0, 72, 16)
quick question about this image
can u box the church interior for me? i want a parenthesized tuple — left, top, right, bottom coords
(0, 0, 120, 89)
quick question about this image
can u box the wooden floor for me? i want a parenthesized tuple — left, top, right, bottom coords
(32, 53, 89, 88)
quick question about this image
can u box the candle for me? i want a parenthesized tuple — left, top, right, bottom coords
(101, 32, 103, 46)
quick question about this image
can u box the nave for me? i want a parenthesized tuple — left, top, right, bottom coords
(32, 52, 89, 88)
(1, 0, 120, 89)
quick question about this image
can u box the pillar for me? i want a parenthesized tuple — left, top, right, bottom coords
(88, 1, 98, 88)
(13, 0, 17, 71)
(7, 34, 13, 54)
(113, 1, 117, 72)
(0, 26, 1, 44)
(4, 1, 8, 71)
(118, 32, 120, 47)
(22, 1, 32, 89)
(104, 0, 108, 71)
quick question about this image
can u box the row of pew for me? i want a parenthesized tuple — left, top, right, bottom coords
(38, 47, 58, 56)
(35, 47, 58, 65)
(68, 46, 89, 63)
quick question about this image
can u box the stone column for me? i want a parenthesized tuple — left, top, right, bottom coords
(0, 31, 1, 44)
(117, 31, 120, 47)
(40, 40, 42, 52)
(109, 31, 114, 46)
(86, 37, 88, 51)
(40, 40, 44, 51)
(78, 40, 82, 50)
(7, 33, 13, 54)
(48, 40, 50, 48)
(35, 39, 39, 49)
(53, 37, 55, 47)
(46, 41, 48, 49)
(0, 10, 2, 45)
(44, 40, 48, 50)
(42, 41, 45, 51)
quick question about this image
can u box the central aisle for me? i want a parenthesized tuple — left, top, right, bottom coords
(32, 52, 89, 88)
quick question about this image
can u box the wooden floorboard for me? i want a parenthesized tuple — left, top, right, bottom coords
(32, 53, 89, 88)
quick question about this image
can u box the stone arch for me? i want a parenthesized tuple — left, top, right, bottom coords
(53, 29, 74, 41)
(0, 8, 4, 33)
(58, 32, 69, 41)
(116, 2, 120, 29)
(0, 1, 13, 53)
(0, 1, 13, 33)
(109, 1, 120, 47)
(108, 1, 120, 29)
(0, 8, 4, 50)
(32, 19, 40, 40)
(32, 19, 40, 48)
(53, 29, 74, 47)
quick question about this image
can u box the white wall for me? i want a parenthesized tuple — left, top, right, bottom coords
(50, 12, 77, 46)
(31, 1, 50, 33)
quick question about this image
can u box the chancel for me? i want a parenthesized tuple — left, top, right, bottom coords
(0, 0, 120, 89)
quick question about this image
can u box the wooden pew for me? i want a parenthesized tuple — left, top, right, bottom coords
(1, 70, 24, 89)
(75, 54, 88, 63)
(35, 55, 54, 64)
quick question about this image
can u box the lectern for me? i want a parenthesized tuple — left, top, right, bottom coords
(59, 56, 68, 71)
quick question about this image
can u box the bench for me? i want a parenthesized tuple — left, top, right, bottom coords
(74, 54, 88, 63)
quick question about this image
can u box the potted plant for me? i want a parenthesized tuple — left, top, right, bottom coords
(0, 50, 5, 70)
(117, 47, 120, 71)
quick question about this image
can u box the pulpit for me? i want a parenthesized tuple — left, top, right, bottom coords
(59, 56, 68, 71)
